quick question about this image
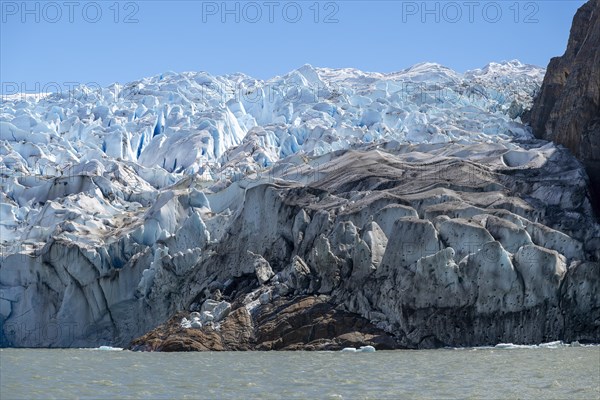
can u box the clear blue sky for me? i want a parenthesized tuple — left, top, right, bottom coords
(0, 0, 586, 92)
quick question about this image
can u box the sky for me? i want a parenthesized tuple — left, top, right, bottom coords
(0, 0, 587, 93)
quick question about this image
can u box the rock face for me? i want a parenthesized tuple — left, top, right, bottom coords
(129, 296, 398, 351)
(529, 0, 600, 209)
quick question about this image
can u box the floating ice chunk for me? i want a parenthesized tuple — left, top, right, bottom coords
(495, 343, 527, 349)
(495, 341, 566, 349)
(538, 341, 564, 348)
(359, 345, 376, 353)
(95, 346, 123, 351)
(341, 346, 376, 353)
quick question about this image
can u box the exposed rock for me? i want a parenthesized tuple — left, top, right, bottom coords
(529, 0, 600, 210)
(561, 262, 600, 342)
(129, 296, 399, 351)
(131, 307, 254, 352)
(273, 282, 290, 297)
(253, 297, 398, 351)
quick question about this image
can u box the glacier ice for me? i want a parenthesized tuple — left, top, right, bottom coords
(0, 61, 598, 348)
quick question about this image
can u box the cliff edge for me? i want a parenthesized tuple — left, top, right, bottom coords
(529, 0, 600, 211)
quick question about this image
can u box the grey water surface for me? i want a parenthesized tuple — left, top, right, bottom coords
(1, 346, 599, 399)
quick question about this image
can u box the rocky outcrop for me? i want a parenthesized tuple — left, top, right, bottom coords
(529, 0, 600, 210)
(129, 296, 398, 351)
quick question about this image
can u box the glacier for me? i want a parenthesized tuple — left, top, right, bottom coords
(0, 61, 598, 348)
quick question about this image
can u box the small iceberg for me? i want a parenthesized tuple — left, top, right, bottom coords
(538, 341, 564, 348)
(341, 345, 376, 353)
(494, 343, 528, 349)
(94, 346, 123, 351)
(359, 345, 376, 353)
(495, 341, 565, 350)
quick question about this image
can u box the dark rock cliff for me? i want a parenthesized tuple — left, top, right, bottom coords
(529, 0, 600, 211)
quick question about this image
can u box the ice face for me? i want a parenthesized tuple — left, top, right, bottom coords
(8, 61, 594, 349)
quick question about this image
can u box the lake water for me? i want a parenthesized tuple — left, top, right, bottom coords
(1, 345, 599, 399)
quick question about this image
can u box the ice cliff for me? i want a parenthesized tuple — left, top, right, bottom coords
(1, 60, 598, 348)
